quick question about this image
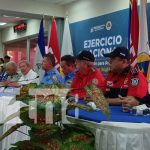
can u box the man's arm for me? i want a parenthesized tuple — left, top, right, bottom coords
(107, 98, 123, 105)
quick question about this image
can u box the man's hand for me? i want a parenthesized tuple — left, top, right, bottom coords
(122, 96, 140, 112)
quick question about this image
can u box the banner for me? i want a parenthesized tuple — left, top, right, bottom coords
(70, 3, 150, 76)
(70, 9, 129, 76)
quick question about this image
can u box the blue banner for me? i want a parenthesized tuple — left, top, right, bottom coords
(70, 8, 129, 76)
(70, 3, 150, 77)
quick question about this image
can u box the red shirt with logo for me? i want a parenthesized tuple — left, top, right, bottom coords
(70, 68, 105, 99)
(104, 66, 148, 98)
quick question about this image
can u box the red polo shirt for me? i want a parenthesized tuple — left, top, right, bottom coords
(70, 68, 105, 99)
(104, 66, 148, 98)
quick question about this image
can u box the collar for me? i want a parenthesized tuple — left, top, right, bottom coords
(66, 70, 76, 78)
(111, 66, 130, 76)
(77, 68, 92, 76)
(10, 72, 18, 77)
(121, 66, 130, 75)
(46, 67, 56, 74)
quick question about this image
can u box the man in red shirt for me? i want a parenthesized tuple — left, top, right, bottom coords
(70, 50, 105, 99)
(103, 47, 148, 105)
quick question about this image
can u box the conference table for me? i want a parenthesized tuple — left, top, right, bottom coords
(67, 100, 150, 150)
(0, 90, 150, 150)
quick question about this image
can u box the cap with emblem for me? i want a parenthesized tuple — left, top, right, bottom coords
(76, 50, 95, 62)
(103, 47, 130, 60)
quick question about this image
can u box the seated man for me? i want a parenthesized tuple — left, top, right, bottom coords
(0, 61, 21, 86)
(103, 47, 148, 105)
(3, 55, 11, 70)
(40, 53, 63, 85)
(0, 58, 4, 73)
(8, 60, 39, 86)
(122, 94, 150, 110)
(70, 50, 105, 99)
(0, 71, 8, 82)
(61, 55, 76, 88)
(0, 56, 9, 82)
(4, 55, 11, 63)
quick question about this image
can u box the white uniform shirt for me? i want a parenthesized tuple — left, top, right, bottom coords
(19, 69, 39, 85)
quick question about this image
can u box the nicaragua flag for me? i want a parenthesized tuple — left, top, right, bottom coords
(34, 19, 45, 79)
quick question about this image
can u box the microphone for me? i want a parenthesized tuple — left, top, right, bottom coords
(18, 76, 39, 83)
(0, 76, 40, 93)
(5, 75, 40, 87)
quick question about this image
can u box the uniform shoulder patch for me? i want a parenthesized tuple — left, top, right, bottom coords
(130, 78, 139, 87)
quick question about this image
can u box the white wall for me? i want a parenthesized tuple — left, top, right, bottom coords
(66, 0, 150, 23)
(1, 19, 50, 43)
(0, 0, 65, 18)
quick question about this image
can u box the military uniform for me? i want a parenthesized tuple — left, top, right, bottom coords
(105, 66, 148, 98)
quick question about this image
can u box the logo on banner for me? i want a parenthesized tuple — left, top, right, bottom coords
(90, 20, 112, 33)
(106, 21, 112, 31)
(90, 25, 105, 33)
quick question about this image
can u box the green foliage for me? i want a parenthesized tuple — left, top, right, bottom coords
(85, 83, 110, 119)
(1, 83, 98, 150)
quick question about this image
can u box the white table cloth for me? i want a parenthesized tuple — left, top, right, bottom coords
(97, 121, 150, 150)
(0, 91, 30, 150)
(67, 116, 150, 150)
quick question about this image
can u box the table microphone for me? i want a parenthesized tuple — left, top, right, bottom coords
(5, 75, 40, 87)
(18, 75, 40, 83)
(0, 76, 40, 93)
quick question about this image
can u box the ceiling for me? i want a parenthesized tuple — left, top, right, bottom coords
(0, 15, 26, 29)
(0, 0, 79, 29)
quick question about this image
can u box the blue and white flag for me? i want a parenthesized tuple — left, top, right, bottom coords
(34, 19, 45, 80)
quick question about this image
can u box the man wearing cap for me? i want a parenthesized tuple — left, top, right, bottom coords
(70, 50, 105, 99)
(104, 47, 148, 105)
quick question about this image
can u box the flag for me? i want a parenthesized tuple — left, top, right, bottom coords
(34, 19, 45, 79)
(129, 0, 139, 67)
(48, 18, 60, 68)
(137, 0, 150, 93)
(61, 17, 73, 57)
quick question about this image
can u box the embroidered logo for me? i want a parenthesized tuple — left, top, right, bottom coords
(130, 78, 139, 87)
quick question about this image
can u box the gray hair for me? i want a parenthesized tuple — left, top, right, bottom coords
(6, 61, 17, 69)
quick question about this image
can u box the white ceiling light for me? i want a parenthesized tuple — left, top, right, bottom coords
(0, 22, 6, 25)
(3, 15, 20, 18)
